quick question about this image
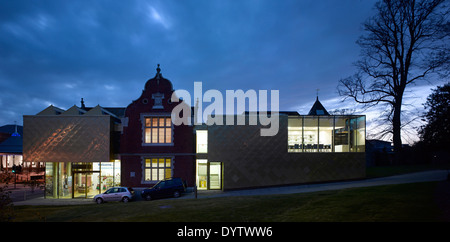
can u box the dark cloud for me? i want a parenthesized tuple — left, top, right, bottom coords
(1, 0, 386, 126)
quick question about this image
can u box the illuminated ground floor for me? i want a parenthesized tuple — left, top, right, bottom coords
(44, 160, 120, 199)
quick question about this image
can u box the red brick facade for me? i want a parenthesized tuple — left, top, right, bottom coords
(120, 66, 195, 187)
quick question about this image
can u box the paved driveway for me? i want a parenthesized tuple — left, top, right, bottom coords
(12, 169, 449, 206)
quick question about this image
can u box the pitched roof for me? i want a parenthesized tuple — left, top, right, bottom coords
(61, 105, 87, 115)
(0, 124, 23, 136)
(36, 105, 65, 115)
(308, 97, 330, 115)
(0, 135, 22, 153)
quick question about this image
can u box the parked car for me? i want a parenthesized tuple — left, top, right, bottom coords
(94, 187, 135, 204)
(142, 178, 186, 201)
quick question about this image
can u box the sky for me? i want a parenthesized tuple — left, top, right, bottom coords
(0, 0, 446, 143)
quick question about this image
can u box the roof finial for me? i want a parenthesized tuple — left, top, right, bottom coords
(316, 88, 320, 100)
(156, 64, 161, 74)
(81, 98, 86, 110)
(11, 121, 20, 137)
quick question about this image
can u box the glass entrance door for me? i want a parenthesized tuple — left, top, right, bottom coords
(196, 160, 222, 190)
(73, 172, 100, 198)
(196, 160, 208, 190)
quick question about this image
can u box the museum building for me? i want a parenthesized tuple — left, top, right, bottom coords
(23, 65, 366, 198)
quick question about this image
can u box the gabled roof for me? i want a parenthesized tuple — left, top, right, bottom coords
(61, 105, 87, 115)
(33, 104, 125, 124)
(84, 105, 121, 119)
(36, 105, 65, 115)
(308, 97, 329, 115)
(84, 105, 107, 116)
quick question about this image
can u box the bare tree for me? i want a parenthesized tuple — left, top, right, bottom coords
(338, 0, 449, 156)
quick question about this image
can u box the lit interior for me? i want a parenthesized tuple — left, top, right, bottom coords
(288, 116, 365, 153)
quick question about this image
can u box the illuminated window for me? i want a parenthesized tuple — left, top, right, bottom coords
(334, 116, 350, 152)
(356, 116, 366, 152)
(144, 117, 172, 144)
(318, 117, 333, 152)
(288, 115, 365, 153)
(144, 158, 172, 182)
(288, 118, 302, 152)
(303, 116, 318, 152)
(196, 130, 208, 153)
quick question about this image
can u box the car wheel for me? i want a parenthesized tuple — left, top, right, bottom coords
(173, 191, 180, 198)
(144, 194, 152, 201)
(122, 196, 130, 203)
(96, 198, 103, 204)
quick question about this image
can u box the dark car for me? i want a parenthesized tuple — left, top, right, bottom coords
(141, 178, 186, 201)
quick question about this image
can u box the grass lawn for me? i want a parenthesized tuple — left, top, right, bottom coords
(11, 181, 446, 222)
(366, 163, 450, 178)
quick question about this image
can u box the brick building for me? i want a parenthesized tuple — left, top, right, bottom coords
(120, 65, 195, 187)
(23, 65, 366, 198)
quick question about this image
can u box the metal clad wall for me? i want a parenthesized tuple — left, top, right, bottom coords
(208, 115, 365, 190)
(23, 115, 111, 163)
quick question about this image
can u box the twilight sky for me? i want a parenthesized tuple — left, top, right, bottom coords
(0, 0, 445, 143)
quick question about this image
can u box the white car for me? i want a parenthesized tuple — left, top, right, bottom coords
(94, 187, 135, 204)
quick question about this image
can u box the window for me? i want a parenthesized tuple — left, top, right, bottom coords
(318, 117, 333, 152)
(144, 158, 172, 182)
(356, 116, 366, 152)
(288, 118, 302, 152)
(287, 115, 365, 153)
(196, 159, 222, 190)
(196, 130, 208, 153)
(144, 117, 172, 144)
(334, 116, 350, 152)
(303, 116, 318, 152)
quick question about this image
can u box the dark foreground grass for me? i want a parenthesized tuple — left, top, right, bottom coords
(11, 181, 445, 222)
(366, 163, 450, 178)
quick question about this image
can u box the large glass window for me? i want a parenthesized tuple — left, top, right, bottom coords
(318, 117, 333, 152)
(287, 115, 365, 153)
(45, 162, 55, 198)
(303, 116, 318, 152)
(100, 160, 121, 193)
(196, 130, 208, 153)
(349, 118, 357, 152)
(144, 158, 172, 182)
(348, 117, 366, 152)
(58, 162, 72, 198)
(288, 117, 302, 152)
(334, 116, 350, 152)
(144, 117, 172, 144)
(356, 116, 366, 152)
(44, 161, 120, 199)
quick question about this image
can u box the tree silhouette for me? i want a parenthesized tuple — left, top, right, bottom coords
(338, 0, 449, 158)
(418, 82, 450, 150)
